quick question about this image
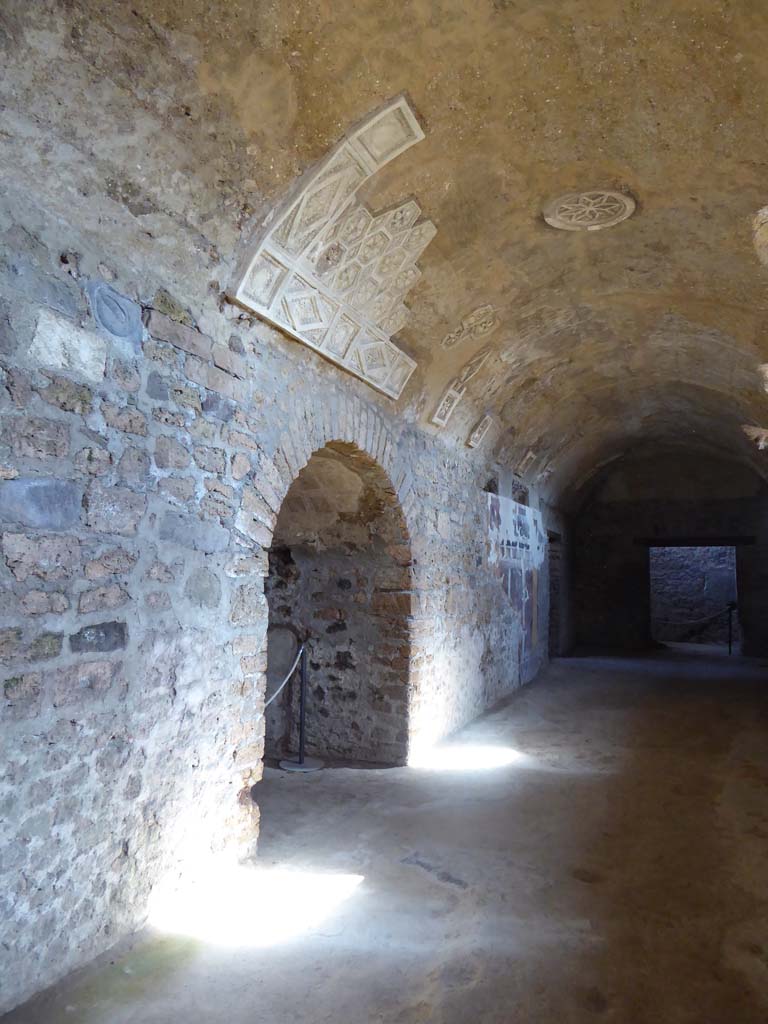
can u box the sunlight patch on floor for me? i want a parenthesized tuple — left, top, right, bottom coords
(147, 862, 364, 948)
(408, 742, 529, 771)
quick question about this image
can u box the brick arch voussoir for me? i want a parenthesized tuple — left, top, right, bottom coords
(266, 394, 414, 544)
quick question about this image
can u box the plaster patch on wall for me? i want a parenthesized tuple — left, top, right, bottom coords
(234, 96, 434, 399)
(487, 493, 546, 673)
(28, 309, 107, 382)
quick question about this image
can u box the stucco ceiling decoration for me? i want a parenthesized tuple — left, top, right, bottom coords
(742, 425, 768, 450)
(467, 414, 493, 449)
(233, 96, 435, 399)
(431, 348, 492, 428)
(441, 305, 499, 351)
(197, 2, 768, 497)
(753, 209, 768, 268)
(543, 190, 636, 232)
(516, 450, 538, 475)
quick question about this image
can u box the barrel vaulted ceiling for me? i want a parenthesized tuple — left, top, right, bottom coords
(8, 0, 768, 499)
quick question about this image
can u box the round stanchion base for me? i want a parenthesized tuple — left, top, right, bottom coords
(279, 756, 324, 773)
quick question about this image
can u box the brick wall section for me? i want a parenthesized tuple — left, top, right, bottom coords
(0, 10, 551, 1009)
(0, 218, 547, 1012)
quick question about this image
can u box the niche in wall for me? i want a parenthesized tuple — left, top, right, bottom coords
(264, 443, 413, 766)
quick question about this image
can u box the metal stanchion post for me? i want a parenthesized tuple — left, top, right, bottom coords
(279, 640, 323, 773)
(298, 645, 307, 766)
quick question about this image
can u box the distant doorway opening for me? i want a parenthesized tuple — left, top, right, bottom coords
(649, 546, 739, 648)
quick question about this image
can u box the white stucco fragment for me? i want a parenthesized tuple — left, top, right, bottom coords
(28, 309, 107, 382)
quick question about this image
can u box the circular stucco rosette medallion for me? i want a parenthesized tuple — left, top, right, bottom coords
(543, 189, 636, 231)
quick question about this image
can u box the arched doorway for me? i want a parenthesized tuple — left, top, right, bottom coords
(264, 442, 413, 766)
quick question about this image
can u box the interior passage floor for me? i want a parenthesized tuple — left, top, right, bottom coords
(7, 648, 768, 1024)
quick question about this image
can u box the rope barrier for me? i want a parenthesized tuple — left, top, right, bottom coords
(233, 643, 306, 774)
(262, 642, 305, 713)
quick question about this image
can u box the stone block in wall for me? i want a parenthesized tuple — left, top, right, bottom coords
(0, 627, 22, 660)
(112, 361, 141, 393)
(184, 356, 247, 403)
(2, 258, 80, 320)
(3, 672, 42, 717)
(152, 408, 186, 429)
(144, 309, 212, 361)
(7, 367, 38, 409)
(154, 436, 190, 469)
(51, 659, 121, 707)
(20, 591, 69, 615)
(37, 374, 93, 414)
(158, 511, 229, 552)
(237, 485, 276, 535)
(2, 531, 80, 581)
(158, 477, 195, 504)
(0, 478, 81, 530)
(117, 448, 150, 484)
(184, 568, 221, 609)
(212, 344, 247, 380)
(232, 634, 262, 657)
(84, 483, 146, 536)
(240, 651, 267, 675)
(102, 402, 148, 437)
(144, 560, 176, 582)
(27, 632, 63, 661)
(201, 391, 235, 422)
(69, 621, 128, 654)
(226, 428, 259, 452)
(201, 479, 234, 518)
(11, 416, 69, 460)
(74, 446, 113, 477)
(146, 371, 169, 400)
(27, 309, 106, 382)
(188, 418, 218, 443)
(226, 553, 267, 578)
(84, 547, 137, 580)
(230, 583, 266, 625)
(78, 584, 129, 614)
(170, 384, 202, 412)
(234, 508, 272, 548)
(231, 453, 250, 481)
(193, 445, 226, 475)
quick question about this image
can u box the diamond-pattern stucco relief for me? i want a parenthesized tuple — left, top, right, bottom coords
(234, 96, 435, 400)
